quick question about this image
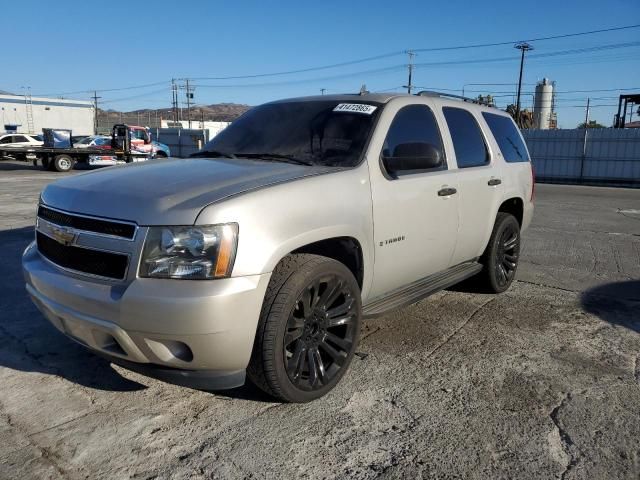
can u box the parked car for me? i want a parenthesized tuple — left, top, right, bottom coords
(152, 141, 170, 157)
(74, 135, 111, 149)
(23, 92, 534, 402)
(0, 133, 43, 146)
(0, 133, 44, 160)
(71, 135, 90, 145)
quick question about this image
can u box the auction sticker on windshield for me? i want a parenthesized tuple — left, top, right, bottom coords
(333, 103, 377, 115)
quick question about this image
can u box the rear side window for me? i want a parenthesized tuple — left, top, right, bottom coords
(482, 112, 529, 163)
(443, 107, 489, 168)
(13, 135, 29, 143)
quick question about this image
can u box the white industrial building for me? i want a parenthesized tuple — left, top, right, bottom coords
(0, 94, 93, 135)
(161, 119, 231, 139)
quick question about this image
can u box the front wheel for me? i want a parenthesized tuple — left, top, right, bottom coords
(479, 212, 521, 293)
(248, 254, 362, 402)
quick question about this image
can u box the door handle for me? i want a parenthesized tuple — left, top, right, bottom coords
(438, 187, 457, 197)
(488, 178, 502, 186)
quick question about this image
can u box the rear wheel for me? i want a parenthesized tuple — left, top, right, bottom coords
(53, 154, 74, 172)
(248, 254, 361, 402)
(479, 212, 521, 293)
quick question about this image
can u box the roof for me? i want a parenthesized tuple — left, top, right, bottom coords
(269, 93, 402, 105)
(0, 94, 92, 108)
(268, 91, 504, 113)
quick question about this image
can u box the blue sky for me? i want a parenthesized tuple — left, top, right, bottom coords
(2, 0, 639, 128)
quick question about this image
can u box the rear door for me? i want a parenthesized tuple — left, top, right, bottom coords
(367, 100, 459, 299)
(439, 106, 504, 264)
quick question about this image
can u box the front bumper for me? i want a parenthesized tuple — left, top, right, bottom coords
(22, 241, 271, 389)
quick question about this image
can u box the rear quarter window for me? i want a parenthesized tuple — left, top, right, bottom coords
(482, 112, 530, 163)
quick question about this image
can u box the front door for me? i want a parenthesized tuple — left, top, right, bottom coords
(367, 101, 460, 299)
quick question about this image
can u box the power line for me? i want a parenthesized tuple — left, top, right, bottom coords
(189, 23, 640, 81)
(33, 80, 170, 98)
(188, 41, 640, 90)
(25, 24, 640, 99)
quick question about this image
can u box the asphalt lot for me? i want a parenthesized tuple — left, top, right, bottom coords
(1, 160, 639, 480)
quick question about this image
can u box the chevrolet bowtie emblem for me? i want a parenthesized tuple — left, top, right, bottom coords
(51, 225, 77, 246)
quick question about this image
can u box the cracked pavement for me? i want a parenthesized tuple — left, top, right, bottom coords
(0, 161, 639, 479)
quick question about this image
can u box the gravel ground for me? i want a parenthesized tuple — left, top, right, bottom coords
(0, 161, 639, 480)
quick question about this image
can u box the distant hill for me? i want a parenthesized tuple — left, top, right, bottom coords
(102, 103, 250, 122)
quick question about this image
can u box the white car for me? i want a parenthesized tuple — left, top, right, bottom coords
(0, 133, 43, 146)
(73, 135, 111, 148)
(23, 92, 534, 402)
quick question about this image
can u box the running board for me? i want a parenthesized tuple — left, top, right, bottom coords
(362, 261, 483, 318)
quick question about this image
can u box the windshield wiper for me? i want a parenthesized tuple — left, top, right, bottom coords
(190, 150, 237, 159)
(237, 153, 313, 166)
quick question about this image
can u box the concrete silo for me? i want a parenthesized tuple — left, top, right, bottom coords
(533, 78, 554, 129)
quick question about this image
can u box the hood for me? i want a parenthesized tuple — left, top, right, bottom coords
(40, 157, 339, 225)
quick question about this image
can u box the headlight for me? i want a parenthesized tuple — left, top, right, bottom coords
(139, 224, 238, 279)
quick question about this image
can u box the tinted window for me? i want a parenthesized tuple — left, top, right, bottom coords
(443, 107, 489, 168)
(482, 112, 530, 163)
(202, 101, 379, 167)
(382, 104, 444, 170)
(13, 135, 29, 143)
(33, 135, 43, 141)
(0, 137, 11, 144)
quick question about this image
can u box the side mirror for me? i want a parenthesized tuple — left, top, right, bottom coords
(383, 142, 443, 175)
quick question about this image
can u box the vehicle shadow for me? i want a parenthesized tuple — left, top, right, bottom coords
(0, 160, 41, 172)
(580, 280, 640, 333)
(0, 226, 145, 392)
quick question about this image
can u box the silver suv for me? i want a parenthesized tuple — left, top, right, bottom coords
(23, 92, 534, 402)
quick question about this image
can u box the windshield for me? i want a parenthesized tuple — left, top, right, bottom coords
(200, 100, 381, 167)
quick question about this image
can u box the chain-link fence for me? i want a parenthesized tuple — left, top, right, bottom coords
(96, 110, 165, 134)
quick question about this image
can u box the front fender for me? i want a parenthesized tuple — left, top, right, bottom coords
(195, 164, 375, 297)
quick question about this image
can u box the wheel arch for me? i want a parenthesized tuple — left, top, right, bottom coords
(497, 196, 524, 226)
(291, 236, 364, 290)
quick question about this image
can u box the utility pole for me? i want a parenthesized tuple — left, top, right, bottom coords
(186, 79, 193, 129)
(180, 79, 195, 129)
(320, 88, 326, 95)
(91, 91, 101, 134)
(584, 97, 591, 127)
(514, 42, 533, 126)
(171, 79, 178, 124)
(404, 50, 416, 94)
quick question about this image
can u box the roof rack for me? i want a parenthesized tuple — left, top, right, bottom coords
(416, 90, 493, 107)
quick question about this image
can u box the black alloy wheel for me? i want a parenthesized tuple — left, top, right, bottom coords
(479, 212, 521, 293)
(283, 274, 358, 391)
(248, 254, 362, 402)
(495, 221, 520, 288)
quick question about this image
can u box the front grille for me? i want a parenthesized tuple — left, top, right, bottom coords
(38, 206, 136, 240)
(36, 231, 129, 280)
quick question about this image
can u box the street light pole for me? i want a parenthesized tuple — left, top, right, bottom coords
(514, 42, 533, 126)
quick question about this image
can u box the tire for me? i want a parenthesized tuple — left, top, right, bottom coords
(248, 254, 362, 403)
(155, 151, 167, 158)
(53, 154, 74, 172)
(478, 212, 521, 293)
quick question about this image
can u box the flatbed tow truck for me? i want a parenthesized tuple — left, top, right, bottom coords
(0, 124, 154, 172)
